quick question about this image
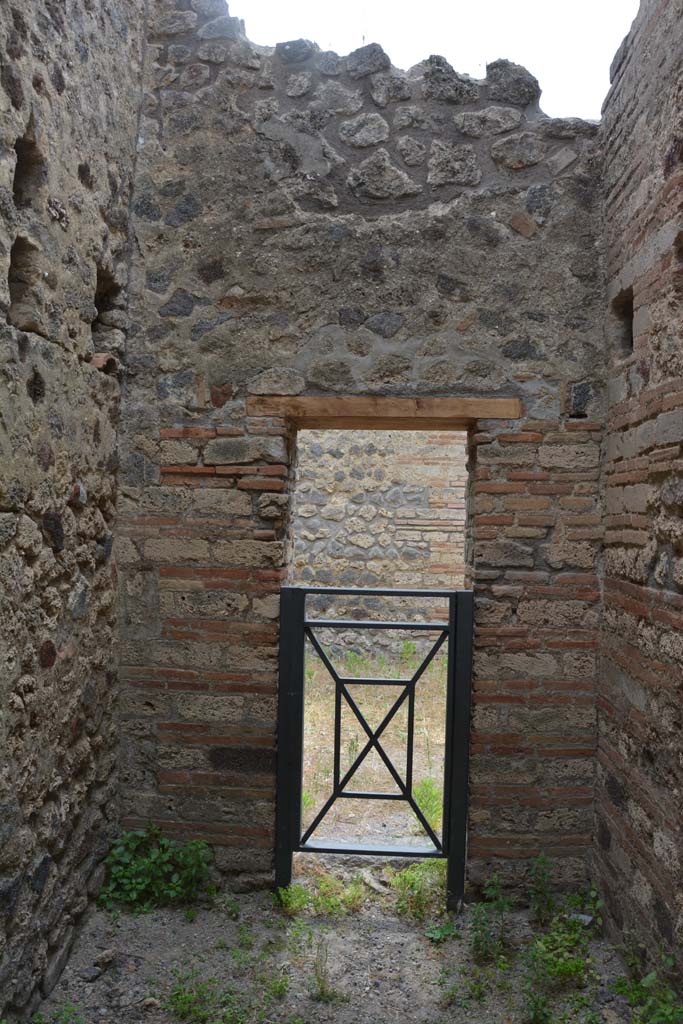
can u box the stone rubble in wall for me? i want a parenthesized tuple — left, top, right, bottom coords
(140, 8, 598, 218)
(0, 0, 144, 1015)
(8, 0, 683, 1012)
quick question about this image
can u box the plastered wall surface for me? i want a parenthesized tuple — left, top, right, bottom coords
(0, 0, 145, 1013)
(118, 0, 605, 896)
(596, 0, 683, 960)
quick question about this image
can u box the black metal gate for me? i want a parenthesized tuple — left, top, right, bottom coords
(275, 586, 474, 910)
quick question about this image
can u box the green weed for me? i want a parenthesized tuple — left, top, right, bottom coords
(528, 913, 590, 989)
(220, 895, 240, 920)
(311, 939, 347, 1003)
(400, 640, 418, 662)
(470, 902, 504, 962)
(522, 910, 593, 1023)
(391, 860, 445, 921)
(236, 923, 254, 950)
(301, 790, 314, 812)
(166, 970, 247, 1024)
(425, 919, 462, 944)
(286, 917, 314, 955)
(469, 873, 512, 963)
(464, 966, 488, 1003)
(311, 873, 365, 915)
(48, 1008, 85, 1024)
(347, 734, 360, 767)
(615, 957, 683, 1024)
(98, 827, 210, 913)
(344, 650, 366, 677)
(563, 886, 603, 932)
(529, 853, 555, 926)
(523, 987, 553, 1024)
(413, 777, 443, 832)
(275, 884, 310, 917)
(265, 971, 289, 1000)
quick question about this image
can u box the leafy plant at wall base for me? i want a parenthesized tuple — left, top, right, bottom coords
(221, 894, 240, 920)
(522, 910, 593, 1023)
(483, 872, 513, 939)
(615, 960, 683, 1024)
(98, 827, 211, 912)
(528, 913, 589, 989)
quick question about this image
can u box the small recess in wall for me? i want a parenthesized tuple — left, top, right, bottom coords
(12, 121, 47, 208)
(91, 264, 124, 353)
(569, 381, 591, 419)
(674, 231, 683, 296)
(78, 162, 95, 190)
(93, 266, 120, 327)
(8, 236, 46, 337)
(611, 286, 634, 357)
(26, 368, 46, 404)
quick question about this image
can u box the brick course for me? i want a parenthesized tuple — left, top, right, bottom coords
(596, 0, 683, 960)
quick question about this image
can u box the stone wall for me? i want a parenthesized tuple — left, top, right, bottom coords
(291, 430, 468, 592)
(0, 0, 145, 1015)
(289, 429, 467, 638)
(2, 0, 682, 1009)
(596, 0, 683, 962)
(119, 0, 604, 892)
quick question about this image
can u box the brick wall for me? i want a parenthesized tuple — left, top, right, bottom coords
(596, 0, 683, 959)
(118, 1, 605, 890)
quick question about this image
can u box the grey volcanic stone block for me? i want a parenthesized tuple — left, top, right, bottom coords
(422, 55, 479, 104)
(339, 113, 390, 148)
(454, 106, 522, 137)
(197, 15, 242, 40)
(428, 140, 482, 186)
(346, 43, 391, 79)
(347, 149, 421, 199)
(486, 59, 541, 106)
(275, 39, 315, 64)
(491, 132, 545, 169)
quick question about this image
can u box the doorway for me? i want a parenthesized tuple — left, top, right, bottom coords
(276, 426, 473, 908)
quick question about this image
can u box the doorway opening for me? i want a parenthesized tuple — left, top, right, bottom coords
(278, 427, 472, 904)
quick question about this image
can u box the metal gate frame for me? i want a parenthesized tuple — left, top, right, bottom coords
(275, 586, 474, 911)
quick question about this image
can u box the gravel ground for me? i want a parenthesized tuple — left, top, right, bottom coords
(33, 861, 633, 1024)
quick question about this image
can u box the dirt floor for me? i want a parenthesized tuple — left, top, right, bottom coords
(34, 858, 633, 1024)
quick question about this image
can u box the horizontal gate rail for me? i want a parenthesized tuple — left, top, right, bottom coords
(300, 586, 457, 597)
(275, 585, 474, 912)
(304, 618, 449, 630)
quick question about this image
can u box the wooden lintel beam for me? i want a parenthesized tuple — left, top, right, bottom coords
(246, 395, 521, 428)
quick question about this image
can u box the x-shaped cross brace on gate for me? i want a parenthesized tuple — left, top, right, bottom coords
(300, 626, 448, 851)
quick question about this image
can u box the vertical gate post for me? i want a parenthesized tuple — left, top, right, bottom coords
(445, 590, 474, 911)
(275, 586, 306, 890)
